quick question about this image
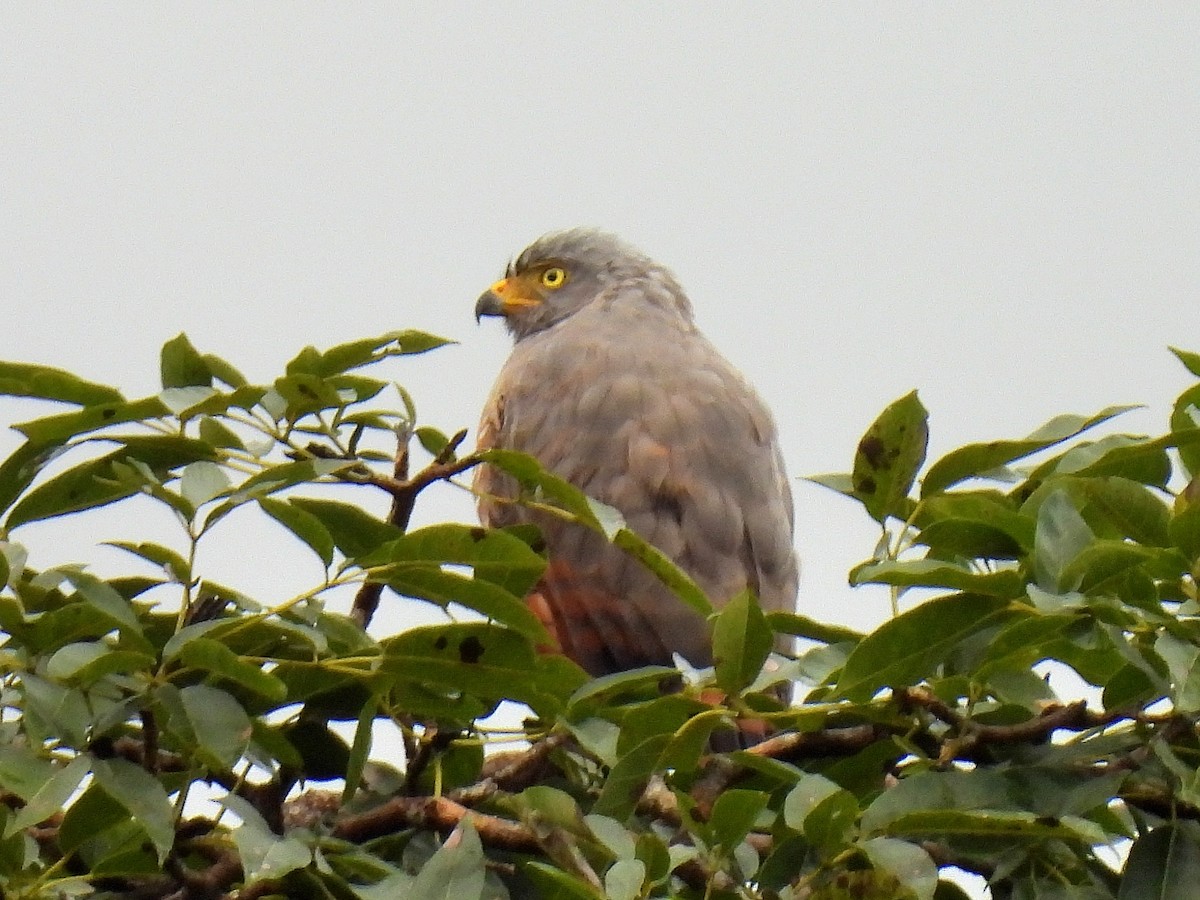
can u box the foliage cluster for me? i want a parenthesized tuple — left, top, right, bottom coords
(0, 335, 1199, 899)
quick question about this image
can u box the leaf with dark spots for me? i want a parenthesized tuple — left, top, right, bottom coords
(850, 390, 928, 523)
(459, 635, 485, 664)
(858, 435, 887, 470)
(380, 623, 584, 717)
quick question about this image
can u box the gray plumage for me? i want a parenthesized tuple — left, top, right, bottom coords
(475, 229, 797, 677)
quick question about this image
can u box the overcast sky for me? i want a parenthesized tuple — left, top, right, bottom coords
(2, 7, 1197, 670)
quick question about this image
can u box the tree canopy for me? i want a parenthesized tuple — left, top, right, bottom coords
(0, 334, 1199, 899)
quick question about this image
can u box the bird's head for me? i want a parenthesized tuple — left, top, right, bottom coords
(475, 228, 689, 340)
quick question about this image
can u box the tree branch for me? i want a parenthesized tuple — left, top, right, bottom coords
(349, 429, 475, 628)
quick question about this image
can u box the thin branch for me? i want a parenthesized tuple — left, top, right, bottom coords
(332, 795, 539, 851)
(140, 708, 159, 776)
(350, 429, 475, 628)
(454, 732, 573, 805)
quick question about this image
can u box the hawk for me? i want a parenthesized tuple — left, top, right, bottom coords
(474, 229, 797, 681)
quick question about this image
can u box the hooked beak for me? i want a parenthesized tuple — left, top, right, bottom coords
(474, 277, 541, 322)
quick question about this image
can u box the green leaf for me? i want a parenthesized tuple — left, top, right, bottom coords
(1171, 393, 1200, 478)
(604, 859, 646, 900)
(288, 497, 404, 558)
(612, 528, 712, 618)
(180, 684, 253, 768)
(912, 490, 1035, 558)
(567, 667, 682, 725)
(622, 698, 714, 764)
(1032, 487, 1094, 591)
(836, 594, 1013, 702)
(20, 674, 91, 746)
(91, 757, 176, 862)
(176, 638, 288, 702)
(272, 373, 347, 418)
(876, 808, 1101, 843)
(159, 385, 217, 415)
(229, 458, 358, 499)
(363, 523, 547, 598)
(592, 734, 671, 821)
(328, 374, 388, 403)
(225, 793, 313, 883)
(712, 591, 774, 695)
(859, 766, 1117, 840)
(59, 570, 148, 646)
(519, 862, 602, 900)
(198, 415, 246, 450)
(416, 426, 451, 457)
(201, 352, 248, 388)
(1054, 433, 1173, 487)
(586, 813, 636, 861)
(0, 747, 55, 803)
(1063, 540, 1173, 594)
(105, 540, 191, 582)
(13, 395, 170, 443)
(409, 817, 486, 900)
(516, 785, 588, 832)
(5, 755, 90, 837)
(161, 333, 212, 388)
(1171, 346, 1200, 379)
(381, 623, 583, 717)
(412, 740, 484, 799)
(286, 331, 452, 378)
(783, 772, 844, 830)
(0, 439, 64, 517)
(975, 612, 1074, 678)
(45, 642, 154, 685)
(343, 692, 378, 801)
(1119, 821, 1200, 900)
(1171, 500, 1200, 562)
(180, 460, 230, 507)
(1072, 476, 1172, 545)
(922, 405, 1137, 496)
(800, 789, 860, 855)
(5, 435, 218, 529)
(851, 390, 929, 522)
(0, 360, 123, 404)
(1154, 633, 1200, 714)
(860, 837, 938, 900)
(375, 563, 548, 643)
(164, 614, 327, 663)
(804, 472, 855, 496)
(57, 783, 133, 855)
(391, 329, 455, 355)
(709, 789, 769, 851)
(850, 559, 1025, 598)
(480, 449, 711, 615)
(257, 497, 335, 567)
(766, 611, 863, 645)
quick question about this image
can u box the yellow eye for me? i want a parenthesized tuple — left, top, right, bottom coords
(540, 267, 567, 289)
